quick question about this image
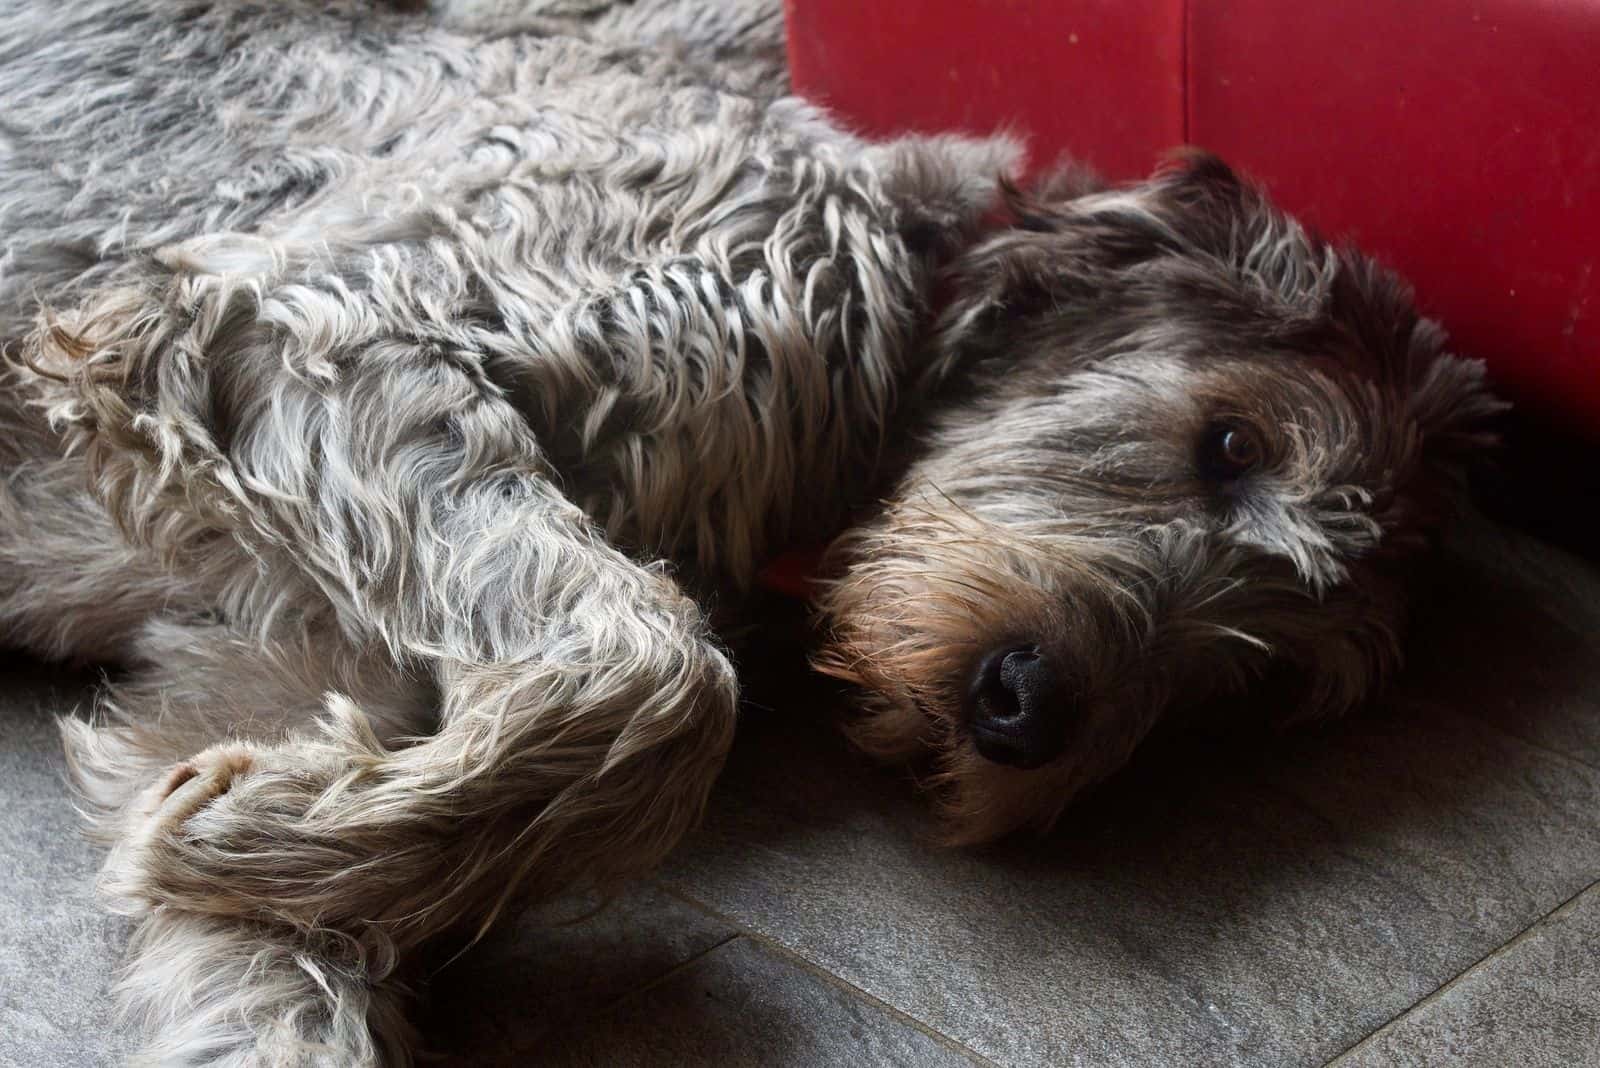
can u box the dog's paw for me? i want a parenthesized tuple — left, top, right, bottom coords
(99, 741, 336, 921)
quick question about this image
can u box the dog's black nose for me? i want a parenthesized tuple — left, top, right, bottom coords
(965, 646, 1072, 769)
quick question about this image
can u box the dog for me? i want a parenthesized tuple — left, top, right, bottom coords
(0, 0, 1500, 1063)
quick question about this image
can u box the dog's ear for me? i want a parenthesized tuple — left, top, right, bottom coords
(1000, 156, 1109, 232)
(1145, 150, 1345, 315)
(1146, 150, 1257, 230)
(1327, 250, 1507, 479)
(864, 134, 1027, 260)
(1408, 350, 1506, 473)
(1142, 150, 1301, 260)
(941, 153, 1252, 338)
(928, 177, 1134, 370)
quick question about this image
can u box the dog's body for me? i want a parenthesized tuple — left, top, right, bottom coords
(0, 2, 1498, 1064)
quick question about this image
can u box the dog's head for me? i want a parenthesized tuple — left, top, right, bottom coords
(815, 153, 1502, 844)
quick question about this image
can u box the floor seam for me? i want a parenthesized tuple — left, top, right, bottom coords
(1320, 876, 1600, 1066)
(591, 929, 743, 1015)
(488, 929, 743, 1059)
(1465, 712, 1600, 777)
(658, 883, 1001, 1067)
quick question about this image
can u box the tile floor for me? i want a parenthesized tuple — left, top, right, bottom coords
(3, 515, 1597, 1066)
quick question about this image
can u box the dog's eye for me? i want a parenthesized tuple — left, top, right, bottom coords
(1197, 420, 1263, 482)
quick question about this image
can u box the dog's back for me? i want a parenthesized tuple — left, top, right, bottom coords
(0, 2, 766, 324)
(1, 0, 1013, 588)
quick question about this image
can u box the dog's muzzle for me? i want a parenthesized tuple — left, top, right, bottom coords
(964, 645, 1073, 769)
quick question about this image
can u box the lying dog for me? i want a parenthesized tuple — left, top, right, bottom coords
(0, 0, 1498, 1062)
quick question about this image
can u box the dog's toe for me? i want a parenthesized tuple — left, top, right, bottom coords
(104, 743, 274, 914)
(132, 744, 257, 830)
(156, 761, 201, 799)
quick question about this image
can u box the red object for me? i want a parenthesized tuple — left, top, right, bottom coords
(786, 0, 1600, 433)
(758, 547, 826, 600)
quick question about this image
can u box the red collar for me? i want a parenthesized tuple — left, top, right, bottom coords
(757, 546, 828, 600)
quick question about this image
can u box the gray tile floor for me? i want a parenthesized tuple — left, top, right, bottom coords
(3, 514, 1598, 1066)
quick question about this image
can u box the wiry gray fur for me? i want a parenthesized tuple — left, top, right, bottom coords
(0, 1, 1498, 1063)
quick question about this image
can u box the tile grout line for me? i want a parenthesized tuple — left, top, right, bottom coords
(591, 929, 744, 1015)
(487, 929, 744, 1061)
(744, 934, 1005, 1068)
(1320, 876, 1600, 1066)
(656, 882, 1004, 1068)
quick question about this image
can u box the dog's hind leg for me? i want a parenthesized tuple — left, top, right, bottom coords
(87, 497, 737, 1065)
(61, 618, 437, 859)
(58, 621, 436, 1065)
(18, 257, 739, 1060)
(106, 481, 739, 947)
(77, 539, 732, 1066)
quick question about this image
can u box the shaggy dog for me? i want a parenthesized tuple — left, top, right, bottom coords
(0, 0, 1498, 1062)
